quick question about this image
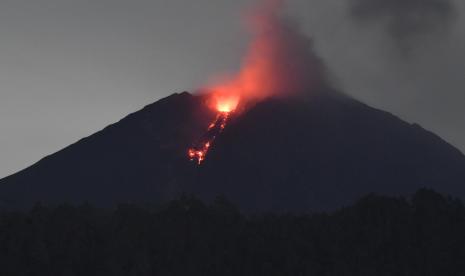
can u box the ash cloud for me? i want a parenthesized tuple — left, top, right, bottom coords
(349, 0, 457, 51)
(206, 0, 326, 102)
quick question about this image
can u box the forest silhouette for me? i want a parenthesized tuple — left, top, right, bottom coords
(1, 188, 464, 275)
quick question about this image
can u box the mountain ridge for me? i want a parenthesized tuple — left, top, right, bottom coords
(1, 90, 465, 211)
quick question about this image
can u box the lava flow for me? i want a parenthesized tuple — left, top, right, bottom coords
(188, 94, 239, 164)
(188, 0, 323, 164)
(188, 110, 233, 165)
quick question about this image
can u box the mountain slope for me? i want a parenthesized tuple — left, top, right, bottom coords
(1, 91, 465, 211)
(198, 94, 465, 210)
(0, 92, 212, 208)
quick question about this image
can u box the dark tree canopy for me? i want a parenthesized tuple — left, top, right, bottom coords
(1, 189, 464, 276)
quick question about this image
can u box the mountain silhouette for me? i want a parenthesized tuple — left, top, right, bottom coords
(1, 90, 465, 211)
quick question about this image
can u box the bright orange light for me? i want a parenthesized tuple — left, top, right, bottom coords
(188, 112, 232, 165)
(202, 0, 323, 109)
(214, 94, 240, 113)
(217, 103, 233, 113)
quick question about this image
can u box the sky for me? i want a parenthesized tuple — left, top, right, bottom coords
(1, 0, 464, 178)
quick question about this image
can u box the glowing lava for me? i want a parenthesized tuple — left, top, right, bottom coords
(188, 0, 324, 164)
(210, 92, 240, 113)
(188, 104, 234, 165)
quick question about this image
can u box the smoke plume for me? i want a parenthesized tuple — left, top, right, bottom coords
(205, 0, 325, 108)
(350, 0, 457, 52)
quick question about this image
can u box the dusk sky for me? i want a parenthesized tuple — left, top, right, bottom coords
(1, 0, 464, 178)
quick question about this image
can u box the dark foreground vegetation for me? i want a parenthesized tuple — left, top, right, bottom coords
(1, 189, 465, 276)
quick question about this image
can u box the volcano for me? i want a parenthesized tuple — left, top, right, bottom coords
(1, 90, 465, 211)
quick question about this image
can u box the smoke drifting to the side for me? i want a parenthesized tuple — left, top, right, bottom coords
(349, 0, 457, 53)
(203, 0, 325, 111)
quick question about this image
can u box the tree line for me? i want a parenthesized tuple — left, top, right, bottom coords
(1, 188, 464, 276)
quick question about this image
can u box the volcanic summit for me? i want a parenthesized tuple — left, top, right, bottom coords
(1, 90, 465, 211)
(1, 0, 465, 211)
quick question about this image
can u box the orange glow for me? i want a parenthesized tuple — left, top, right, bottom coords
(189, 0, 323, 165)
(209, 91, 240, 113)
(203, 0, 322, 107)
(188, 112, 231, 165)
(217, 96, 240, 113)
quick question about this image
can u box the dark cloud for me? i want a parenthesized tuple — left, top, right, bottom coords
(350, 0, 457, 50)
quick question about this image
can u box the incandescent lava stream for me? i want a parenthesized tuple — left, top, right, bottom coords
(188, 96, 238, 164)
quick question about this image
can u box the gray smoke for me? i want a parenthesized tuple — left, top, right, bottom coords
(349, 0, 457, 52)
